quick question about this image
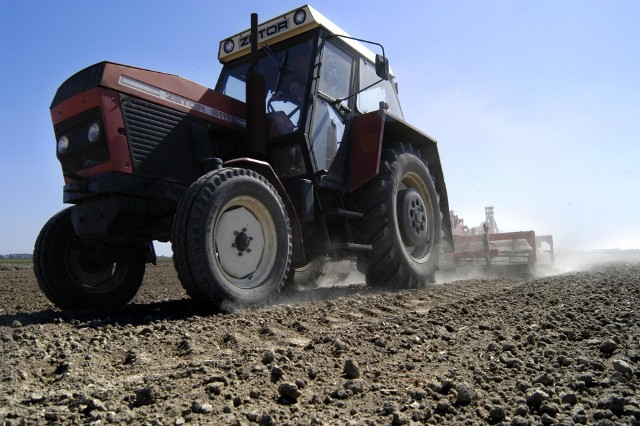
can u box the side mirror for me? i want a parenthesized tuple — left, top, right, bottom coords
(375, 54, 390, 81)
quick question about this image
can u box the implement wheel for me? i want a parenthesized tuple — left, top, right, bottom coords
(356, 143, 441, 288)
(172, 168, 292, 311)
(33, 208, 146, 309)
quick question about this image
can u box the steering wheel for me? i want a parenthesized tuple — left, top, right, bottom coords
(267, 92, 301, 120)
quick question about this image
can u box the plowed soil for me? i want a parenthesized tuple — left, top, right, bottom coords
(1, 254, 639, 425)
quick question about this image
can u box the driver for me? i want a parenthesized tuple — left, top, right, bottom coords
(274, 54, 308, 105)
(267, 47, 311, 136)
(285, 78, 304, 104)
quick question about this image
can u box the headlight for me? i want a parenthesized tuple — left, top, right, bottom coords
(57, 135, 69, 154)
(87, 122, 101, 143)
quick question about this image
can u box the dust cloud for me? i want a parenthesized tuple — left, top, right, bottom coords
(278, 250, 640, 301)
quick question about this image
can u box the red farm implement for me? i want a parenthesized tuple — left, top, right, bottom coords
(446, 206, 555, 277)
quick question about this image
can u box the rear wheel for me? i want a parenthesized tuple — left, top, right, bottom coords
(172, 168, 292, 311)
(33, 208, 146, 309)
(356, 143, 441, 288)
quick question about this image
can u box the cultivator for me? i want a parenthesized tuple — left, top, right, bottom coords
(447, 206, 554, 276)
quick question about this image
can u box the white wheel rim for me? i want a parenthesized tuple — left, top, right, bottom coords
(209, 195, 278, 289)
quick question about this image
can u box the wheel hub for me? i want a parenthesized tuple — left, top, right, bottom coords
(234, 230, 253, 253)
(398, 188, 428, 246)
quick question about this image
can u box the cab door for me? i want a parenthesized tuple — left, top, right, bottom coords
(309, 39, 355, 186)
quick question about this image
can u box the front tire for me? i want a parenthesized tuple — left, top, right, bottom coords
(172, 168, 292, 311)
(33, 208, 146, 309)
(356, 143, 441, 288)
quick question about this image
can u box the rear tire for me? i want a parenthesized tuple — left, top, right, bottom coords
(33, 208, 146, 309)
(172, 168, 292, 311)
(355, 143, 441, 288)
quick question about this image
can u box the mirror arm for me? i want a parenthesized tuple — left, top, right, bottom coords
(327, 34, 386, 63)
(333, 78, 383, 106)
(326, 34, 388, 80)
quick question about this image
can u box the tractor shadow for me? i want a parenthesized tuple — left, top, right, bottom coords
(0, 278, 378, 329)
(0, 298, 206, 328)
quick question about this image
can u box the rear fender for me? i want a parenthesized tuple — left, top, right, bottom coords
(348, 110, 385, 193)
(347, 112, 453, 251)
(223, 158, 304, 263)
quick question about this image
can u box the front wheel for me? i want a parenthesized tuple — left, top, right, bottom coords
(172, 168, 292, 311)
(33, 208, 146, 309)
(355, 143, 441, 288)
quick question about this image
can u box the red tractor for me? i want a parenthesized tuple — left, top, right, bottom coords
(35, 6, 453, 311)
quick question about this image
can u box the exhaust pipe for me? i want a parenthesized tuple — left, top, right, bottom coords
(245, 12, 267, 158)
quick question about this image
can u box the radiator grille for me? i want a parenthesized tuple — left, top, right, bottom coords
(121, 96, 200, 184)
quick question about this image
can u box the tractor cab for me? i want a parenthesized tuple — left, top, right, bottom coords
(216, 5, 403, 190)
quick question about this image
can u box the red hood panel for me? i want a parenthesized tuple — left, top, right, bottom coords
(100, 62, 246, 131)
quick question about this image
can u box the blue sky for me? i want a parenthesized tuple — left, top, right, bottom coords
(1, 0, 638, 256)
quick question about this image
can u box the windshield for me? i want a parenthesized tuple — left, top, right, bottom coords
(217, 38, 315, 133)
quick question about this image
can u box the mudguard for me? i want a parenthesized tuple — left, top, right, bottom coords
(348, 110, 454, 252)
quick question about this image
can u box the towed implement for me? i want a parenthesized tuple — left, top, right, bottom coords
(447, 206, 555, 276)
(35, 5, 453, 311)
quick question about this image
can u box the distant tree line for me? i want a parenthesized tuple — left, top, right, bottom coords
(0, 253, 32, 260)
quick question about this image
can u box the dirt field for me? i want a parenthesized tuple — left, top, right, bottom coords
(1, 254, 639, 425)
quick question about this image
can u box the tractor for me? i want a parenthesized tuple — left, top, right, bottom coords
(34, 5, 453, 311)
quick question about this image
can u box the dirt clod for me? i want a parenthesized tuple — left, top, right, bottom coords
(343, 359, 361, 379)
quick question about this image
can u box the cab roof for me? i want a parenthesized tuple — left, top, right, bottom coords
(218, 5, 381, 66)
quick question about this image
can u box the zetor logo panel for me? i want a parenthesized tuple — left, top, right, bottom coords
(218, 6, 317, 62)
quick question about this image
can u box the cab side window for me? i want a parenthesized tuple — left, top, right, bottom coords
(356, 58, 403, 118)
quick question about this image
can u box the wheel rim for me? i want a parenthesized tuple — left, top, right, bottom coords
(210, 195, 278, 290)
(396, 171, 435, 263)
(398, 188, 428, 246)
(65, 241, 123, 294)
